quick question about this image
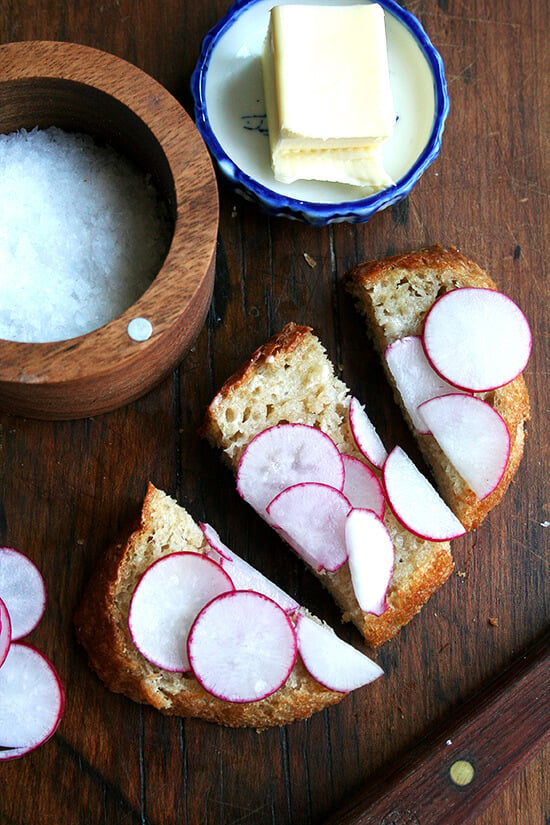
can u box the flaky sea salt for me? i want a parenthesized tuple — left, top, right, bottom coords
(0, 127, 172, 343)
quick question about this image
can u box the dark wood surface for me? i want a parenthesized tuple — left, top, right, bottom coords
(321, 630, 550, 825)
(1, 1, 548, 824)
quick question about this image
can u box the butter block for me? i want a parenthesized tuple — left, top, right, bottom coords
(262, 3, 396, 189)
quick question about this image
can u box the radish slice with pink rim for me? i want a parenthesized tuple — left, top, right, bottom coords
(0, 547, 46, 640)
(0, 643, 64, 758)
(267, 482, 351, 572)
(383, 446, 466, 541)
(236, 423, 344, 516)
(418, 394, 511, 500)
(200, 523, 232, 565)
(345, 509, 394, 615)
(0, 597, 11, 669)
(295, 613, 383, 692)
(348, 397, 388, 468)
(384, 336, 469, 434)
(128, 552, 234, 672)
(342, 455, 385, 518)
(199, 523, 299, 614)
(422, 287, 532, 392)
(188, 590, 297, 703)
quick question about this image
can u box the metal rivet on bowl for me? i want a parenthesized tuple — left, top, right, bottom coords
(127, 317, 153, 342)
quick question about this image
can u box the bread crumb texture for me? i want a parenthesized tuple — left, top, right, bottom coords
(346, 245, 530, 530)
(203, 324, 350, 465)
(203, 322, 454, 648)
(74, 484, 344, 728)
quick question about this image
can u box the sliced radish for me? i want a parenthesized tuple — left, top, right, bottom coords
(200, 523, 300, 614)
(385, 336, 468, 434)
(267, 483, 351, 572)
(0, 597, 11, 669)
(345, 509, 394, 615)
(418, 394, 511, 500)
(188, 590, 297, 703)
(342, 455, 385, 518)
(422, 287, 532, 392)
(128, 552, 234, 672)
(348, 397, 388, 468)
(236, 423, 345, 516)
(0, 746, 29, 760)
(0, 643, 64, 757)
(383, 446, 466, 540)
(0, 547, 46, 640)
(296, 612, 383, 692)
(200, 523, 232, 565)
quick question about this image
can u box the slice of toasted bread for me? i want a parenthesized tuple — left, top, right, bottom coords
(75, 483, 361, 728)
(202, 323, 454, 647)
(345, 245, 530, 530)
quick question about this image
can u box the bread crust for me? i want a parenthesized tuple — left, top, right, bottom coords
(74, 484, 344, 728)
(202, 323, 454, 648)
(201, 323, 314, 460)
(346, 245, 530, 530)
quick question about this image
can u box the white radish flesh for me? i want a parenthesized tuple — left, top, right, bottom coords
(0, 643, 64, 756)
(348, 397, 388, 468)
(0, 547, 46, 640)
(383, 446, 466, 540)
(342, 455, 385, 518)
(188, 590, 297, 703)
(200, 522, 232, 565)
(418, 394, 511, 500)
(237, 423, 344, 515)
(296, 612, 383, 692)
(0, 597, 11, 669)
(384, 336, 468, 434)
(345, 509, 394, 615)
(0, 746, 28, 760)
(199, 523, 299, 614)
(422, 287, 532, 392)
(267, 483, 351, 572)
(128, 552, 234, 672)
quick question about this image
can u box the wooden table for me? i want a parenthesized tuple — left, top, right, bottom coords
(1, 1, 548, 823)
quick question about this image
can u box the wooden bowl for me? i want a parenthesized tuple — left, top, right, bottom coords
(0, 41, 219, 419)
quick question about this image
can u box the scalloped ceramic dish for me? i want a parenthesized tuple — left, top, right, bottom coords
(191, 0, 449, 225)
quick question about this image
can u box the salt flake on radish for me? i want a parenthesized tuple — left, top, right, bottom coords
(0, 547, 46, 640)
(296, 613, 383, 692)
(418, 394, 511, 500)
(345, 510, 394, 615)
(128, 552, 234, 672)
(385, 336, 468, 434)
(237, 423, 344, 516)
(267, 483, 351, 572)
(342, 455, 385, 518)
(348, 397, 388, 468)
(0, 597, 11, 669)
(0, 643, 64, 757)
(188, 590, 297, 703)
(200, 523, 299, 614)
(422, 287, 532, 392)
(383, 446, 466, 540)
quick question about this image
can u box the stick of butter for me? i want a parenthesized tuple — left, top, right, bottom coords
(262, 3, 396, 189)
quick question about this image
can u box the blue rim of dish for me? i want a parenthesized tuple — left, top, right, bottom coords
(191, 0, 450, 225)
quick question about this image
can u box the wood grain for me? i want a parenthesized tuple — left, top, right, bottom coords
(0, 41, 218, 419)
(0, 1, 548, 824)
(320, 630, 550, 825)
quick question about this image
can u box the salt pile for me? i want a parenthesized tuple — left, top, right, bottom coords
(0, 127, 172, 343)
